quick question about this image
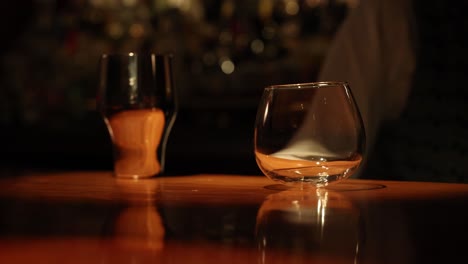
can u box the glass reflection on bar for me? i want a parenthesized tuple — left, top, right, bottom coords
(256, 189, 362, 263)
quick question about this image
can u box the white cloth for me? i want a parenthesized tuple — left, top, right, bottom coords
(318, 0, 415, 156)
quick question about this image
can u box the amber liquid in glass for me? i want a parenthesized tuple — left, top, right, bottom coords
(255, 152, 362, 186)
(105, 109, 165, 178)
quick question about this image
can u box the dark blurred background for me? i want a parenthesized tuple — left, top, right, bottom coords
(0, 0, 354, 175)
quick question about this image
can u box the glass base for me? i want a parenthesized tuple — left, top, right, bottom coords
(113, 173, 157, 180)
(266, 173, 347, 188)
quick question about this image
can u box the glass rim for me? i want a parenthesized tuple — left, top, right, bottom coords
(265, 81, 349, 90)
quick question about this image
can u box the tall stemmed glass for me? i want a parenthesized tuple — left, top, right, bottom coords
(97, 53, 177, 179)
(254, 82, 365, 188)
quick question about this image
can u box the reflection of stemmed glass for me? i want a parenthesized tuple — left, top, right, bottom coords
(254, 82, 365, 187)
(256, 189, 363, 263)
(97, 53, 177, 178)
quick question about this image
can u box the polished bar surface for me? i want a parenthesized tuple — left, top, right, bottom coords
(0, 171, 467, 263)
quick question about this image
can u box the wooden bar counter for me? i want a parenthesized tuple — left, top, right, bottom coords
(0, 171, 467, 263)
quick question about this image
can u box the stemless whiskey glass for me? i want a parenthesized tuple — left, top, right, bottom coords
(97, 53, 177, 179)
(254, 82, 365, 187)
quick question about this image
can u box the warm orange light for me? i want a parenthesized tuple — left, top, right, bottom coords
(107, 108, 165, 178)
